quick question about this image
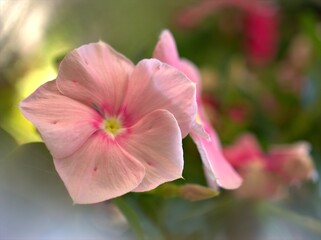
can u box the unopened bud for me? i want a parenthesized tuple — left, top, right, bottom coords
(179, 183, 219, 201)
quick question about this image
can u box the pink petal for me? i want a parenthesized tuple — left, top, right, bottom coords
(123, 59, 196, 137)
(153, 30, 202, 90)
(153, 30, 241, 189)
(54, 133, 146, 204)
(179, 59, 202, 92)
(56, 42, 134, 114)
(19, 80, 99, 159)
(203, 165, 219, 190)
(190, 118, 242, 189)
(191, 120, 210, 140)
(118, 110, 183, 192)
(153, 30, 180, 67)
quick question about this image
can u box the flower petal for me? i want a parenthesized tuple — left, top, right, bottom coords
(190, 119, 242, 189)
(153, 30, 202, 91)
(153, 30, 241, 189)
(123, 59, 196, 137)
(191, 111, 210, 140)
(56, 42, 134, 114)
(179, 59, 202, 92)
(54, 133, 146, 204)
(203, 164, 219, 189)
(153, 30, 180, 67)
(19, 80, 99, 159)
(117, 110, 183, 192)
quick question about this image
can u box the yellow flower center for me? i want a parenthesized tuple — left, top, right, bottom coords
(104, 117, 122, 136)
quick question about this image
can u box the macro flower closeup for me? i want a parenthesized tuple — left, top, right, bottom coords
(20, 41, 197, 204)
(153, 30, 242, 189)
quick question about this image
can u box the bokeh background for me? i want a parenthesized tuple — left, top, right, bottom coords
(1, 0, 321, 239)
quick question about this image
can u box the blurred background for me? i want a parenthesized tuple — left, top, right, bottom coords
(0, 0, 321, 239)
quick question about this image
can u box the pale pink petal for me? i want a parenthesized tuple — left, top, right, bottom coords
(54, 132, 145, 204)
(190, 118, 242, 189)
(153, 30, 202, 90)
(153, 30, 204, 136)
(191, 119, 210, 140)
(117, 110, 183, 192)
(179, 58, 202, 92)
(56, 42, 134, 114)
(203, 164, 219, 190)
(153, 30, 240, 189)
(123, 59, 196, 137)
(19, 80, 99, 159)
(153, 30, 180, 67)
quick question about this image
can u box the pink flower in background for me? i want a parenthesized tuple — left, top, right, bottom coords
(153, 30, 242, 189)
(267, 142, 317, 184)
(244, 2, 279, 66)
(175, 0, 279, 66)
(223, 133, 263, 169)
(224, 133, 316, 199)
(223, 134, 282, 199)
(20, 42, 197, 204)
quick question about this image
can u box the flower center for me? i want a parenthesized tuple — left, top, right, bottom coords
(103, 117, 122, 136)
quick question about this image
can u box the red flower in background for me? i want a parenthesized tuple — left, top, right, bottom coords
(244, 2, 279, 66)
(176, 0, 279, 66)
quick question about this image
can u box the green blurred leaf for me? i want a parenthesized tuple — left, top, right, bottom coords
(0, 127, 18, 159)
(0, 142, 66, 203)
(260, 202, 321, 235)
(113, 197, 145, 240)
(147, 183, 180, 198)
(125, 194, 165, 240)
(300, 12, 321, 57)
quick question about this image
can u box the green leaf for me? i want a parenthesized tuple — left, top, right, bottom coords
(0, 127, 18, 159)
(147, 183, 180, 198)
(113, 197, 145, 240)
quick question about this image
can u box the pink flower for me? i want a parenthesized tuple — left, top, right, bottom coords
(223, 134, 285, 199)
(153, 30, 242, 189)
(20, 42, 197, 204)
(224, 133, 316, 199)
(267, 142, 317, 184)
(223, 134, 264, 169)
